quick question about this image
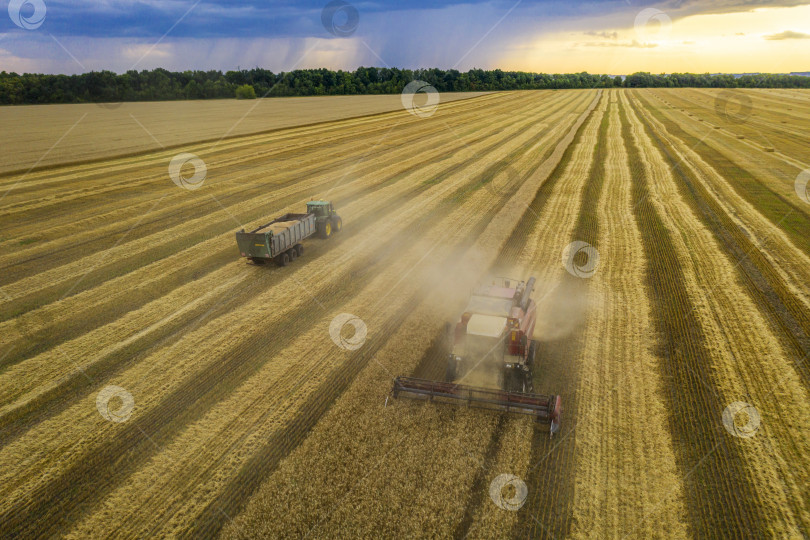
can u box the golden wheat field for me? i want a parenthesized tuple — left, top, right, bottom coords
(0, 92, 489, 174)
(1, 88, 809, 538)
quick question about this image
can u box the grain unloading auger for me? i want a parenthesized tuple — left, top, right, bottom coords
(390, 277, 562, 437)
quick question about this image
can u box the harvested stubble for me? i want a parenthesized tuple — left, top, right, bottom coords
(633, 92, 810, 318)
(220, 92, 602, 539)
(461, 418, 534, 538)
(626, 90, 810, 536)
(0, 89, 600, 538)
(567, 95, 688, 538)
(64, 98, 594, 536)
(511, 90, 610, 539)
(0, 93, 490, 174)
(1, 88, 809, 538)
(1, 94, 579, 432)
(652, 88, 810, 165)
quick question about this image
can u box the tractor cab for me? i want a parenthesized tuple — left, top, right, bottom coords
(306, 200, 335, 218)
(306, 200, 343, 238)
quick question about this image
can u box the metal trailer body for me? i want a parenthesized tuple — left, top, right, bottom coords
(236, 213, 315, 265)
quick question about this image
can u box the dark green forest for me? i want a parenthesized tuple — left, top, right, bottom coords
(1, 67, 808, 105)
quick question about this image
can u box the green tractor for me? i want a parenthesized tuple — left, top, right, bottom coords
(306, 200, 343, 238)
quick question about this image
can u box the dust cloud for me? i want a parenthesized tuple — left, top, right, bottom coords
(380, 238, 593, 387)
(533, 278, 592, 342)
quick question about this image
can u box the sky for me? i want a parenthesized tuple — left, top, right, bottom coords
(0, 0, 808, 75)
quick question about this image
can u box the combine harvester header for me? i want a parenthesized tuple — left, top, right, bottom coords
(391, 276, 562, 436)
(392, 377, 562, 430)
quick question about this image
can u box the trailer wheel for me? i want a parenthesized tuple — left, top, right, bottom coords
(332, 216, 343, 233)
(288, 249, 298, 262)
(295, 244, 304, 258)
(276, 253, 290, 267)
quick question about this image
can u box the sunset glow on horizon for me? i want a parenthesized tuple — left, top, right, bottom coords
(1, 1, 808, 75)
(495, 3, 810, 74)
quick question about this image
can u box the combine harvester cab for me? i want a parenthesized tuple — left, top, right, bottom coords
(391, 277, 562, 436)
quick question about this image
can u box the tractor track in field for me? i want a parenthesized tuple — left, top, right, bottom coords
(516, 92, 609, 540)
(3, 93, 580, 380)
(0, 92, 579, 375)
(0, 95, 577, 445)
(181, 97, 599, 538)
(632, 91, 810, 387)
(641, 91, 810, 255)
(0, 94, 533, 279)
(208, 89, 596, 534)
(452, 414, 507, 540)
(0, 93, 504, 202)
(655, 88, 810, 156)
(0, 94, 590, 538)
(0, 93, 554, 295)
(621, 98, 768, 538)
(564, 93, 690, 536)
(397, 91, 605, 538)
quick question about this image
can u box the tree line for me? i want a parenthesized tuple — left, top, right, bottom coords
(1, 67, 808, 105)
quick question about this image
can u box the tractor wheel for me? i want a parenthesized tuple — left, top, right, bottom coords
(332, 216, 343, 233)
(288, 249, 298, 262)
(276, 253, 290, 267)
(320, 221, 333, 239)
(295, 244, 304, 258)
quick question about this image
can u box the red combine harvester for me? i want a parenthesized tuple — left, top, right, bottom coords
(391, 277, 562, 436)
